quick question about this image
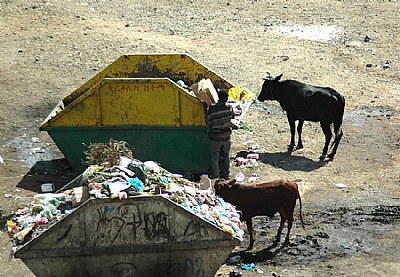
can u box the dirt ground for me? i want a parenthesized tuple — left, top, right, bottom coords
(1, 0, 399, 276)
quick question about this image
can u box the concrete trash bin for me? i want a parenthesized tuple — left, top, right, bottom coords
(15, 195, 239, 277)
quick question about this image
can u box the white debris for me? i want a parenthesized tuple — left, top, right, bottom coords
(335, 183, 348, 189)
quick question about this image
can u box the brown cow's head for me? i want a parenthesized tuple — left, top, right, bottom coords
(214, 179, 237, 193)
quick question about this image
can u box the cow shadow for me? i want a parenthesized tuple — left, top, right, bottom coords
(225, 243, 285, 265)
(17, 158, 78, 193)
(236, 150, 328, 172)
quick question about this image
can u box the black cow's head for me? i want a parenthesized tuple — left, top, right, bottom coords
(257, 73, 283, 102)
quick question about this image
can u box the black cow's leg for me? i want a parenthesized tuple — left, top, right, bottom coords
(246, 218, 254, 250)
(287, 117, 296, 151)
(328, 124, 343, 160)
(320, 122, 332, 160)
(296, 119, 304, 149)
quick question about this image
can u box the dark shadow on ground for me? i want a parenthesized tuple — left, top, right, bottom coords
(236, 150, 328, 172)
(225, 243, 285, 266)
(17, 158, 78, 193)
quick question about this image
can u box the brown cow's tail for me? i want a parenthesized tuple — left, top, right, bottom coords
(295, 181, 306, 229)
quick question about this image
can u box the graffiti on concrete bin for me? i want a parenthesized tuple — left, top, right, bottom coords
(184, 258, 206, 277)
(163, 258, 206, 277)
(184, 219, 209, 238)
(96, 204, 143, 244)
(95, 204, 172, 244)
(144, 212, 170, 241)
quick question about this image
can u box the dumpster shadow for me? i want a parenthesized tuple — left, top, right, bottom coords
(235, 151, 328, 172)
(17, 158, 78, 193)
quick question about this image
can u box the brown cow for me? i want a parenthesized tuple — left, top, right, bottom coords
(214, 178, 305, 249)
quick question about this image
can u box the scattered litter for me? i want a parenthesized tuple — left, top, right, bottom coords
(199, 175, 212, 191)
(235, 172, 245, 182)
(247, 153, 259, 160)
(41, 183, 55, 193)
(31, 137, 40, 143)
(235, 157, 258, 167)
(144, 160, 160, 173)
(176, 79, 190, 89)
(242, 140, 254, 146)
(4, 194, 14, 198)
(229, 270, 243, 277)
(335, 183, 348, 189)
(248, 173, 258, 183)
(227, 255, 241, 264)
(248, 143, 259, 150)
(227, 100, 245, 116)
(0, 155, 3, 163)
(30, 147, 45, 154)
(240, 263, 256, 270)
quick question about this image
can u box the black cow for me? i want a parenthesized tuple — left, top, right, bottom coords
(257, 73, 345, 160)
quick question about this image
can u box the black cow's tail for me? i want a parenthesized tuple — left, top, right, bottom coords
(331, 93, 346, 148)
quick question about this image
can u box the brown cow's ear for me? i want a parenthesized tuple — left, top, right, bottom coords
(275, 74, 283, 81)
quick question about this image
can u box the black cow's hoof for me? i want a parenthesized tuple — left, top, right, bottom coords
(319, 155, 326, 160)
(283, 240, 290, 247)
(287, 145, 295, 152)
(327, 153, 335, 160)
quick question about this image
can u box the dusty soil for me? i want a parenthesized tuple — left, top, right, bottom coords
(1, 0, 399, 276)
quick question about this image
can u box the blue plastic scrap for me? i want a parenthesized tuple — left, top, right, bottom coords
(129, 177, 144, 192)
(240, 263, 256, 270)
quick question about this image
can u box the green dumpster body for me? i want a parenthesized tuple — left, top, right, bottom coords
(15, 195, 239, 277)
(45, 125, 209, 174)
(40, 54, 235, 174)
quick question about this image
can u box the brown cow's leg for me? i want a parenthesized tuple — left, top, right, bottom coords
(246, 218, 254, 250)
(283, 213, 294, 246)
(276, 210, 287, 243)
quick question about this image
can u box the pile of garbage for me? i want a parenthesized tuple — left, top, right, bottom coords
(4, 140, 244, 253)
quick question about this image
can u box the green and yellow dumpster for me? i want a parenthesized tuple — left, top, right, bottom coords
(40, 54, 237, 174)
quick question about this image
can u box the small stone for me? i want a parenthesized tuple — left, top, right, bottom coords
(364, 35, 372, 42)
(383, 62, 390, 69)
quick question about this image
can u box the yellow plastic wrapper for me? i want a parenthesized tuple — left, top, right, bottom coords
(223, 225, 235, 235)
(228, 86, 255, 101)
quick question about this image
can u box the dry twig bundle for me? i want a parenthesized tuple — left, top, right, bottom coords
(84, 139, 133, 167)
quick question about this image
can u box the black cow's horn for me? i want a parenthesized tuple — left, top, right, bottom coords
(263, 72, 272, 80)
